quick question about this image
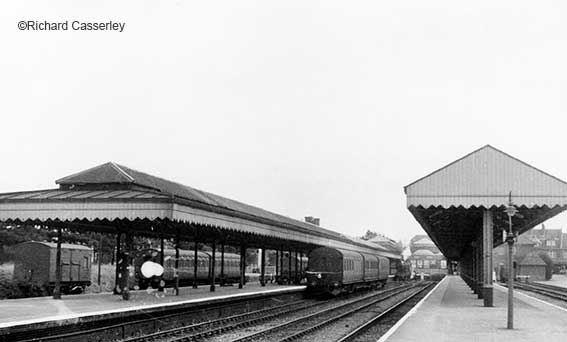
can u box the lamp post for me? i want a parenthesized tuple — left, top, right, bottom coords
(504, 194, 518, 329)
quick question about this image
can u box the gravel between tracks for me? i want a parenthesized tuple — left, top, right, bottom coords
(202, 284, 415, 342)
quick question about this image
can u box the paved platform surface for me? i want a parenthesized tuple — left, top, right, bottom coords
(0, 283, 304, 329)
(383, 275, 567, 342)
(535, 274, 567, 288)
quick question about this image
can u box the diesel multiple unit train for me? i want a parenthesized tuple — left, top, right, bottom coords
(306, 246, 393, 295)
(134, 244, 403, 295)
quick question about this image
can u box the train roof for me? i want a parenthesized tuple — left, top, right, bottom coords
(162, 248, 239, 257)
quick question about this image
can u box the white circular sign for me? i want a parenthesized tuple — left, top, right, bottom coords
(141, 261, 164, 278)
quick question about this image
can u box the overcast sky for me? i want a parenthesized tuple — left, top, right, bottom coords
(2, 1, 567, 243)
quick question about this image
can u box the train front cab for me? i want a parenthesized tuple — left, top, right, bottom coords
(307, 247, 362, 295)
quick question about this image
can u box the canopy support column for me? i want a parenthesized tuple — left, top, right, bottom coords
(53, 225, 62, 299)
(288, 249, 292, 283)
(260, 247, 266, 286)
(294, 250, 299, 284)
(275, 250, 279, 281)
(239, 244, 246, 289)
(471, 242, 478, 294)
(477, 237, 484, 299)
(119, 232, 132, 300)
(113, 231, 122, 295)
(210, 240, 216, 292)
(175, 226, 180, 296)
(220, 241, 225, 286)
(159, 231, 165, 292)
(482, 209, 494, 307)
(193, 238, 198, 289)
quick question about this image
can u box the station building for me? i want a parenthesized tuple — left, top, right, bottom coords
(407, 235, 447, 278)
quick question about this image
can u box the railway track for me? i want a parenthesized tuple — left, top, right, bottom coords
(121, 298, 322, 342)
(336, 282, 434, 342)
(5, 289, 305, 342)
(119, 283, 417, 342)
(228, 282, 432, 342)
(511, 282, 567, 301)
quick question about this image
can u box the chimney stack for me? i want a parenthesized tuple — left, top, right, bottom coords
(305, 216, 320, 226)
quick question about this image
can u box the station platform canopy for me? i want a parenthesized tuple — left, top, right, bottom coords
(0, 162, 399, 257)
(404, 145, 567, 260)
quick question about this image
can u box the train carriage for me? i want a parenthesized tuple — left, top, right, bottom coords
(307, 246, 391, 295)
(361, 253, 379, 282)
(135, 248, 241, 289)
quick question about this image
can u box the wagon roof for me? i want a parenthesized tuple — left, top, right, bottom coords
(16, 241, 92, 251)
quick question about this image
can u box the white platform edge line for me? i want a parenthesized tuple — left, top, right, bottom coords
(376, 276, 448, 342)
(0, 286, 306, 329)
(493, 283, 567, 313)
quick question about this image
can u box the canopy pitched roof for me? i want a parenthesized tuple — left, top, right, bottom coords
(0, 162, 401, 258)
(405, 145, 567, 208)
(404, 145, 567, 259)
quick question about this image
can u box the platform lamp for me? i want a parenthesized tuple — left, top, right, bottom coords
(504, 192, 518, 330)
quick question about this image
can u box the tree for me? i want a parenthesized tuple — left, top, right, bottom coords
(537, 251, 554, 280)
(361, 230, 378, 240)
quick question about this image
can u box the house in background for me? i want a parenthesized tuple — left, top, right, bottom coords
(523, 225, 567, 273)
(494, 232, 550, 281)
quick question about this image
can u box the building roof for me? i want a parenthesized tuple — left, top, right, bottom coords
(516, 233, 539, 246)
(517, 250, 547, 266)
(412, 249, 436, 256)
(412, 238, 435, 246)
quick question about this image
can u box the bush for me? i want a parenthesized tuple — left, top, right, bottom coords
(0, 280, 50, 299)
(537, 252, 554, 280)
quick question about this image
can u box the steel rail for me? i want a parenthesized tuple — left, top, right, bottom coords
(512, 282, 567, 301)
(121, 299, 315, 342)
(336, 282, 435, 342)
(230, 283, 418, 342)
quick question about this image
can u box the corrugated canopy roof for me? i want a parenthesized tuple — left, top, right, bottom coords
(0, 162, 401, 257)
(405, 145, 567, 208)
(404, 145, 567, 259)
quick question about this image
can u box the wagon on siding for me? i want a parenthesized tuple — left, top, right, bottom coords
(12, 241, 92, 294)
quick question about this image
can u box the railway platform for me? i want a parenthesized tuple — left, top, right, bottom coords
(382, 275, 567, 342)
(535, 274, 567, 288)
(0, 283, 305, 334)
